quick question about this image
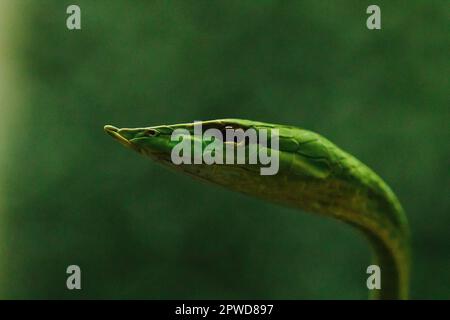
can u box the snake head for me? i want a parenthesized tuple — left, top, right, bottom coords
(104, 119, 332, 197)
(104, 124, 174, 156)
(105, 118, 285, 183)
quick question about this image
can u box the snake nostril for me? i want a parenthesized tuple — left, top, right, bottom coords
(146, 129, 157, 136)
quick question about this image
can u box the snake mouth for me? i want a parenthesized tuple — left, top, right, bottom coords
(104, 125, 134, 148)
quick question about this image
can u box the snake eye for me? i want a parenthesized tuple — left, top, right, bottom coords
(145, 129, 158, 136)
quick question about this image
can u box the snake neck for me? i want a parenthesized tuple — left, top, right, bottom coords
(285, 171, 411, 300)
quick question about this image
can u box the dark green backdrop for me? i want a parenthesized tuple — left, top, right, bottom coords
(1, 0, 448, 299)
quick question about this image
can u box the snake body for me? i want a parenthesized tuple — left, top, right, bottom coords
(104, 119, 410, 299)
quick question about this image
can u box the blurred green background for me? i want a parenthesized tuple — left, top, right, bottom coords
(0, 0, 448, 299)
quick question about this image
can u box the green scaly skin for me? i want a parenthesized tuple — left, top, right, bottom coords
(104, 119, 410, 299)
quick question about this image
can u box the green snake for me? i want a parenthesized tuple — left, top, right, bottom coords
(104, 119, 410, 299)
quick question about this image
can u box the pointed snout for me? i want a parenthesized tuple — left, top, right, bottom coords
(104, 124, 134, 148)
(104, 125, 119, 134)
